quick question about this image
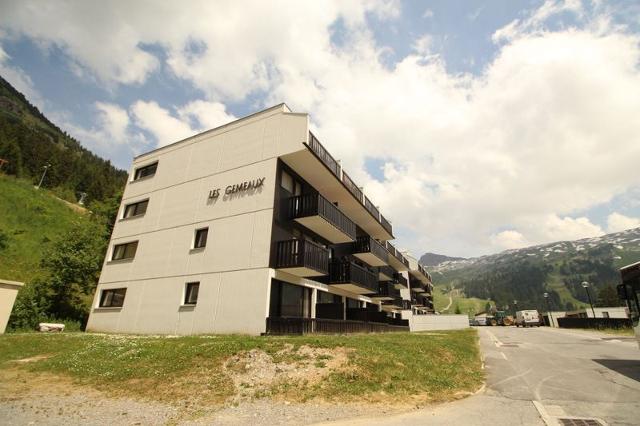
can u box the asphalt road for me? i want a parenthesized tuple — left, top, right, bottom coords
(318, 327, 640, 426)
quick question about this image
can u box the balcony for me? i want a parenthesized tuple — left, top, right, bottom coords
(393, 272, 408, 289)
(378, 265, 395, 281)
(275, 239, 329, 277)
(384, 241, 409, 272)
(328, 260, 378, 295)
(371, 281, 401, 301)
(353, 236, 388, 267)
(410, 277, 426, 293)
(281, 132, 393, 240)
(289, 193, 356, 243)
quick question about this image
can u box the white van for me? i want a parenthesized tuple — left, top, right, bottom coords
(516, 310, 540, 327)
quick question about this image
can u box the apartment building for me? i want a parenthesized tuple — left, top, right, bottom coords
(86, 104, 433, 335)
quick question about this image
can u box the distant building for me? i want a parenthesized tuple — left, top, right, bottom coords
(86, 104, 434, 335)
(542, 307, 628, 327)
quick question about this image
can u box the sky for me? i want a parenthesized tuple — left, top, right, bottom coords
(1, 0, 639, 258)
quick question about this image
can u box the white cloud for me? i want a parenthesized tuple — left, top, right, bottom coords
(422, 9, 434, 19)
(177, 100, 236, 131)
(490, 230, 529, 250)
(0, 43, 43, 108)
(607, 213, 640, 233)
(492, 0, 584, 43)
(2, 0, 639, 256)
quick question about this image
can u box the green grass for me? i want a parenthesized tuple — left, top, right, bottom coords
(433, 286, 493, 316)
(0, 174, 86, 282)
(0, 331, 483, 406)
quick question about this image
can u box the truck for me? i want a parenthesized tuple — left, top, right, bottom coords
(515, 310, 540, 327)
(487, 311, 514, 326)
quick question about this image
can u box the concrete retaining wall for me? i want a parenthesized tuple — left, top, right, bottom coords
(0, 279, 24, 333)
(410, 314, 469, 331)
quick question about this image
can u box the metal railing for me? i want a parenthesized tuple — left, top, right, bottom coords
(556, 317, 632, 330)
(275, 239, 329, 275)
(341, 171, 363, 203)
(394, 272, 408, 288)
(329, 260, 378, 294)
(308, 132, 340, 177)
(265, 317, 409, 334)
(306, 132, 393, 237)
(354, 236, 389, 264)
(385, 241, 408, 267)
(378, 265, 395, 280)
(364, 195, 380, 222)
(376, 281, 401, 299)
(289, 193, 356, 240)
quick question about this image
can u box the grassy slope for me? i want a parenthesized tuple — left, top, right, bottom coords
(0, 174, 86, 282)
(433, 286, 494, 315)
(0, 331, 483, 406)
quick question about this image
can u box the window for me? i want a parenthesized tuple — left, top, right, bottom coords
(317, 291, 341, 304)
(269, 280, 311, 318)
(280, 170, 302, 195)
(184, 282, 200, 305)
(99, 288, 127, 308)
(602, 311, 609, 318)
(281, 170, 294, 192)
(122, 199, 149, 219)
(111, 241, 138, 261)
(133, 162, 158, 181)
(193, 228, 209, 249)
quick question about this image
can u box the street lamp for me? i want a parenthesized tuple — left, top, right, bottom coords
(543, 292, 553, 327)
(36, 163, 51, 190)
(581, 281, 596, 318)
(513, 299, 518, 315)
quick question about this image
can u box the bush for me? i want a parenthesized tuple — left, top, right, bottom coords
(0, 229, 8, 251)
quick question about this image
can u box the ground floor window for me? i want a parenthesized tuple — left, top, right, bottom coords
(346, 298, 361, 309)
(184, 282, 200, 305)
(317, 291, 341, 304)
(269, 280, 311, 318)
(99, 288, 127, 307)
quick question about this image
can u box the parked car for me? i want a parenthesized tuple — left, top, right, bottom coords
(515, 310, 540, 327)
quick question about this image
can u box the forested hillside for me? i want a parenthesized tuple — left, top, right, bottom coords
(429, 228, 640, 314)
(0, 75, 124, 331)
(0, 75, 127, 203)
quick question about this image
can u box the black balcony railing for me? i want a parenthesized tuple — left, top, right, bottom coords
(265, 317, 409, 334)
(394, 272, 408, 288)
(378, 265, 395, 280)
(354, 236, 389, 264)
(380, 214, 392, 236)
(306, 132, 393, 237)
(364, 195, 380, 222)
(376, 281, 401, 299)
(384, 241, 408, 267)
(329, 260, 378, 294)
(275, 239, 329, 275)
(289, 193, 356, 240)
(308, 132, 340, 177)
(341, 171, 363, 203)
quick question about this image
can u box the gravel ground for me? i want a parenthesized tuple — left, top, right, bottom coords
(0, 369, 406, 426)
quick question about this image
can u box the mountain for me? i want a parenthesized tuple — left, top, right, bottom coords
(0, 75, 127, 204)
(428, 228, 640, 314)
(420, 252, 466, 267)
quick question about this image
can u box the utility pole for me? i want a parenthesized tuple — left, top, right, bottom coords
(581, 281, 597, 318)
(36, 163, 51, 190)
(543, 292, 553, 327)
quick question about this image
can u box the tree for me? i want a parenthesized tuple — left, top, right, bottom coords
(454, 304, 462, 314)
(484, 302, 492, 313)
(7, 219, 108, 330)
(596, 285, 621, 307)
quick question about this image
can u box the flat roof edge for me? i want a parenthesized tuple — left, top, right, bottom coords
(135, 102, 291, 161)
(0, 279, 25, 287)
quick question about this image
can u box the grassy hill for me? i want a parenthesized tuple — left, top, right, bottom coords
(0, 174, 87, 283)
(432, 285, 493, 316)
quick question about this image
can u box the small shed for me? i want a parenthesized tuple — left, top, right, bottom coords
(0, 279, 24, 333)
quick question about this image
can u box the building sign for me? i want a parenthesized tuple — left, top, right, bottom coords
(208, 177, 265, 199)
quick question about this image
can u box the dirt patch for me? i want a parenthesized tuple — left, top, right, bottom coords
(224, 345, 350, 402)
(12, 355, 52, 363)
